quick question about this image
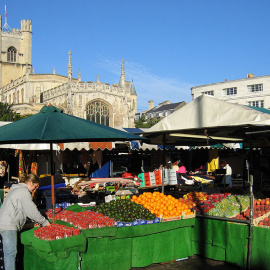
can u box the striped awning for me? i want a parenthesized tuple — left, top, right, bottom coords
(58, 142, 114, 151)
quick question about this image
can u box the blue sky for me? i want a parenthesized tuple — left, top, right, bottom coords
(2, 0, 270, 111)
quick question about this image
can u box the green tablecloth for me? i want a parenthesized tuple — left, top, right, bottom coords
(21, 218, 195, 270)
(81, 219, 195, 270)
(21, 228, 86, 263)
(21, 216, 270, 270)
(192, 218, 249, 269)
(250, 226, 270, 270)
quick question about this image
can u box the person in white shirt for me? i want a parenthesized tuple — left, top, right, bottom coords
(220, 160, 232, 188)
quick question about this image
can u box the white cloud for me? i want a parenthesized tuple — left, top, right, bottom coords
(94, 57, 193, 111)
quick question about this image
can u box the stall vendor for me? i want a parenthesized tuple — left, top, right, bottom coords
(0, 173, 50, 270)
(220, 160, 232, 188)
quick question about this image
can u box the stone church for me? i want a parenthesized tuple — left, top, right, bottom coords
(0, 16, 137, 128)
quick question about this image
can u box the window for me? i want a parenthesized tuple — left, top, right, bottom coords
(247, 84, 263, 92)
(223, 87, 237, 96)
(7, 47, 17, 62)
(247, 100, 264, 108)
(21, 89, 24, 103)
(86, 101, 109, 126)
(202, 91, 214, 96)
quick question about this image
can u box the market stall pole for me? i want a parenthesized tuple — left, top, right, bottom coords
(161, 134, 166, 194)
(247, 174, 254, 270)
(50, 143, 56, 222)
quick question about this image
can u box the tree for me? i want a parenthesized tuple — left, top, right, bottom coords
(135, 115, 160, 128)
(0, 102, 28, 121)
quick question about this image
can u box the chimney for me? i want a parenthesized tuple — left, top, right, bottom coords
(148, 100, 154, 110)
(247, 74, 254, 78)
(159, 100, 170, 106)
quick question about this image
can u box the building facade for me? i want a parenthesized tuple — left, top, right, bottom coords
(135, 100, 186, 121)
(0, 16, 137, 128)
(191, 73, 270, 109)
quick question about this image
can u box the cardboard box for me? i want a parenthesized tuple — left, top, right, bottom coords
(115, 194, 132, 200)
(168, 169, 178, 185)
(154, 170, 162, 185)
(138, 173, 145, 187)
(162, 216, 182, 222)
(162, 212, 195, 222)
(144, 173, 151, 186)
(149, 172, 156, 186)
(163, 169, 170, 184)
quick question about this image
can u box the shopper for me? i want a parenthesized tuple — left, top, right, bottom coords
(220, 160, 232, 188)
(176, 162, 188, 185)
(0, 173, 50, 270)
(177, 162, 187, 174)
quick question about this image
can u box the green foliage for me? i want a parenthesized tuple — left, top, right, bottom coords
(135, 115, 160, 128)
(0, 102, 29, 122)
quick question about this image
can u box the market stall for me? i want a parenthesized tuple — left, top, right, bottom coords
(19, 194, 270, 270)
(5, 100, 270, 270)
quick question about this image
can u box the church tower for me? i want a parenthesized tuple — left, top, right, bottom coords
(119, 59, 125, 87)
(0, 11, 33, 88)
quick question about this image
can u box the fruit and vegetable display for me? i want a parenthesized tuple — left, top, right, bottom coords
(35, 190, 270, 242)
(235, 198, 270, 221)
(181, 192, 229, 214)
(206, 194, 250, 217)
(92, 199, 156, 222)
(258, 217, 270, 226)
(46, 208, 115, 229)
(178, 192, 270, 224)
(34, 223, 80, 241)
(131, 192, 193, 218)
(182, 191, 208, 207)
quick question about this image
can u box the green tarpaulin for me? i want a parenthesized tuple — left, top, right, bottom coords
(21, 214, 270, 270)
(21, 218, 195, 270)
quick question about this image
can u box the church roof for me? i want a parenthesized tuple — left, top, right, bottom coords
(146, 101, 184, 114)
(130, 80, 137, 95)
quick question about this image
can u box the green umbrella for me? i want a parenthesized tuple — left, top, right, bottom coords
(0, 105, 145, 221)
(0, 105, 143, 143)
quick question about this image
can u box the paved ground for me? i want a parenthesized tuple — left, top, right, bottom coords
(131, 255, 243, 270)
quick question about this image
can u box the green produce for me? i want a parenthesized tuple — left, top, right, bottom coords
(206, 195, 250, 217)
(92, 199, 156, 222)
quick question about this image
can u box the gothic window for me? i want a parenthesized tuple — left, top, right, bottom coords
(40, 93, 43, 103)
(17, 91, 19, 104)
(7, 47, 17, 62)
(21, 89, 24, 103)
(12, 93, 15, 103)
(86, 101, 109, 126)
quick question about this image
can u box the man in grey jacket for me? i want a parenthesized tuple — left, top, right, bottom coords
(0, 173, 50, 270)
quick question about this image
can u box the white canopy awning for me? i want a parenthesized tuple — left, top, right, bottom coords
(142, 95, 270, 146)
